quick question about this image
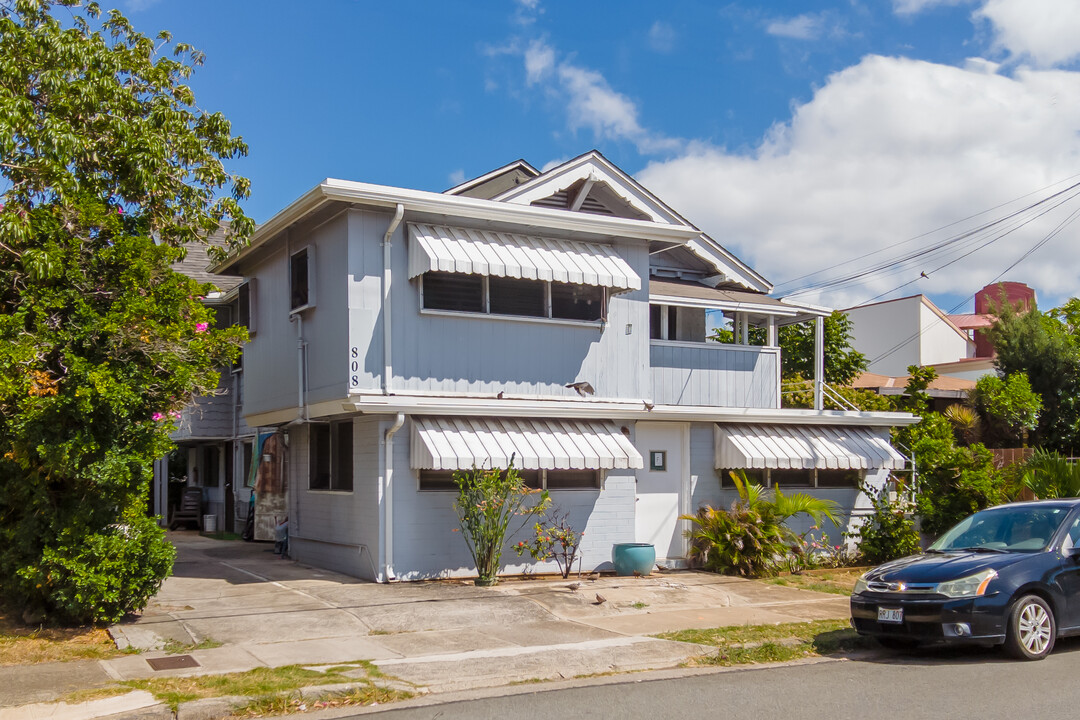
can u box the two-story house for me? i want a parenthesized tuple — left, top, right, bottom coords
(213, 151, 917, 582)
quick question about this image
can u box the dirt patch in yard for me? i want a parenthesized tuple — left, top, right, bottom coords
(0, 611, 125, 666)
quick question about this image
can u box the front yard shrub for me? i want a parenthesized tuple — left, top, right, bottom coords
(514, 507, 584, 579)
(683, 471, 840, 578)
(453, 463, 549, 586)
(847, 481, 921, 564)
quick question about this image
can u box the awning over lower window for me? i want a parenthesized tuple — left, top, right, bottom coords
(407, 223, 641, 291)
(410, 416, 644, 471)
(714, 424, 907, 471)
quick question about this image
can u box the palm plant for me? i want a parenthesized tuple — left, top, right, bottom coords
(1021, 449, 1080, 499)
(683, 470, 840, 577)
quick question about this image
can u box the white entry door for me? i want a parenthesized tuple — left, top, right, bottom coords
(634, 422, 688, 561)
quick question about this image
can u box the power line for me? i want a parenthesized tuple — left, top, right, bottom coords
(773, 173, 1080, 291)
(777, 180, 1080, 299)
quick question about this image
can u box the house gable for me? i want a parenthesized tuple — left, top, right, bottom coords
(445, 159, 540, 200)
(492, 151, 771, 293)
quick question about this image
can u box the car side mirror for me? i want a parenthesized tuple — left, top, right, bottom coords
(1065, 545, 1080, 560)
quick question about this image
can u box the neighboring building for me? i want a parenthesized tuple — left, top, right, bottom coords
(851, 372, 976, 413)
(844, 295, 975, 378)
(151, 236, 261, 535)
(845, 282, 1037, 390)
(212, 151, 917, 582)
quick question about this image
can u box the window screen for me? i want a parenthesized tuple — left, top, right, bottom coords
(489, 277, 545, 317)
(290, 249, 309, 310)
(332, 421, 353, 491)
(309, 424, 331, 490)
(552, 283, 603, 321)
(423, 272, 483, 312)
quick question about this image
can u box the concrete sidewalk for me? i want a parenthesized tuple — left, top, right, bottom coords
(0, 533, 850, 718)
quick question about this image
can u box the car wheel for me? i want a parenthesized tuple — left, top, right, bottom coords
(876, 637, 919, 651)
(1004, 594, 1056, 660)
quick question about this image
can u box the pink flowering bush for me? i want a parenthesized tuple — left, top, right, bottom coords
(515, 508, 584, 579)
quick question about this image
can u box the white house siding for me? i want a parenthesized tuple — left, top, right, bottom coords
(846, 297, 923, 377)
(390, 417, 638, 581)
(917, 302, 973, 367)
(288, 418, 382, 581)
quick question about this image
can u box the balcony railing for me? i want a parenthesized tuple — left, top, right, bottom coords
(650, 340, 780, 408)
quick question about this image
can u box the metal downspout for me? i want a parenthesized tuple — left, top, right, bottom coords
(382, 204, 405, 394)
(383, 412, 405, 581)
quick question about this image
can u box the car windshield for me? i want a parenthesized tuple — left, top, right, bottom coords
(930, 505, 1070, 553)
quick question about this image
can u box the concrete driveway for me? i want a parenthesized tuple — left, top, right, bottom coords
(107, 532, 849, 692)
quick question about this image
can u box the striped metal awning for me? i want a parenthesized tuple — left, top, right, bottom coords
(411, 416, 644, 471)
(407, 223, 641, 291)
(714, 424, 907, 471)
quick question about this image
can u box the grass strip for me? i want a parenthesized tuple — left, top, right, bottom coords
(657, 618, 874, 667)
(229, 684, 412, 718)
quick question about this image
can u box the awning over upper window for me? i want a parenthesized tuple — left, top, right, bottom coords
(407, 223, 641, 291)
(714, 424, 907, 471)
(410, 416, 644, 471)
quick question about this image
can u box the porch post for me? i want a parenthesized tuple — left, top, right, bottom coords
(767, 316, 777, 347)
(813, 315, 824, 410)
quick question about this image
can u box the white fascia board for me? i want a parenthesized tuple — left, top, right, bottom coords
(687, 236, 772, 294)
(339, 393, 920, 427)
(648, 293, 802, 316)
(213, 179, 701, 274)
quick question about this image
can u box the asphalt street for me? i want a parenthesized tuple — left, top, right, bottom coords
(352, 636, 1080, 720)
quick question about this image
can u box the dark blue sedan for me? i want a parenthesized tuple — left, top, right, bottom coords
(850, 499, 1080, 660)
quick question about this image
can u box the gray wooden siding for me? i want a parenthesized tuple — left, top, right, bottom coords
(288, 418, 382, 581)
(345, 210, 652, 402)
(650, 342, 779, 408)
(391, 418, 638, 581)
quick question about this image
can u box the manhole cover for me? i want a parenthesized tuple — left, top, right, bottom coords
(147, 655, 201, 671)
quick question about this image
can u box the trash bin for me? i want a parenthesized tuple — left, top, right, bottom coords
(202, 514, 217, 533)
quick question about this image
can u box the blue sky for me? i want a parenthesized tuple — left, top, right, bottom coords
(121, 0, 1080, 312)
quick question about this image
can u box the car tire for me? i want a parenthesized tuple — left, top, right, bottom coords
(1004, 594, 1056, 660)
(876, 637, 919, 651)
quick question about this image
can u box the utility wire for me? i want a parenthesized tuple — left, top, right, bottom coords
(774, 173, 1080, 291)
(777, 180, 1080, 299)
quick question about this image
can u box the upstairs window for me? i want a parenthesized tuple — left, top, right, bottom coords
(237, 279, 256, 335)
(420, 272, 605, 322)
(290, 248, 315, 311)
(418, 468, 597, 491)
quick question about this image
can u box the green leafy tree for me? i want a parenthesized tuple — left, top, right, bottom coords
(778, 311, 868, 386)
(971, 372, 1041, 447)
(0, 0, 251, 623)
(987, 303, 1080, 454)
(846, 480, 922, 564)
(909, 415, 1008, 538)
(711, 310, 868, 386)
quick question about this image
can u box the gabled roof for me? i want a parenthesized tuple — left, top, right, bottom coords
(493, 151, 772, 293)
(445, 159, 540, 199)
(845, 294, 970, 344)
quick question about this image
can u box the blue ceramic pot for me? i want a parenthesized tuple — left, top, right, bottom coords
(612, 542, 656, 576)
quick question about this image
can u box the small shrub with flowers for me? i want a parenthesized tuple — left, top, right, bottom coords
(514, 507, 584, 579)
(453, 461, 550, 586)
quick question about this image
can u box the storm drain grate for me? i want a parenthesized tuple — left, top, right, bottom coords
(147, 655, 201, 671)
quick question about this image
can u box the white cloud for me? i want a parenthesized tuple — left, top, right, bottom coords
(448, 169, 466, 187)
(512, 0, 543, 27)
(648, 21, 677, 53)
(976, 0, 1080, 68)
(519, 40, 682, 155)
(892, 0, 971, 16)
(766, 14, 824, 40)
(524, 39, 555, 85)
(637, 55, 1080, 309)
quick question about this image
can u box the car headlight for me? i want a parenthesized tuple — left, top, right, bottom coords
(936, 568, 998, 598)
(853, 574, 869, 594)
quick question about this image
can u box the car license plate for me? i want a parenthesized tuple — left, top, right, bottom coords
(878, 607, 903, 624)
